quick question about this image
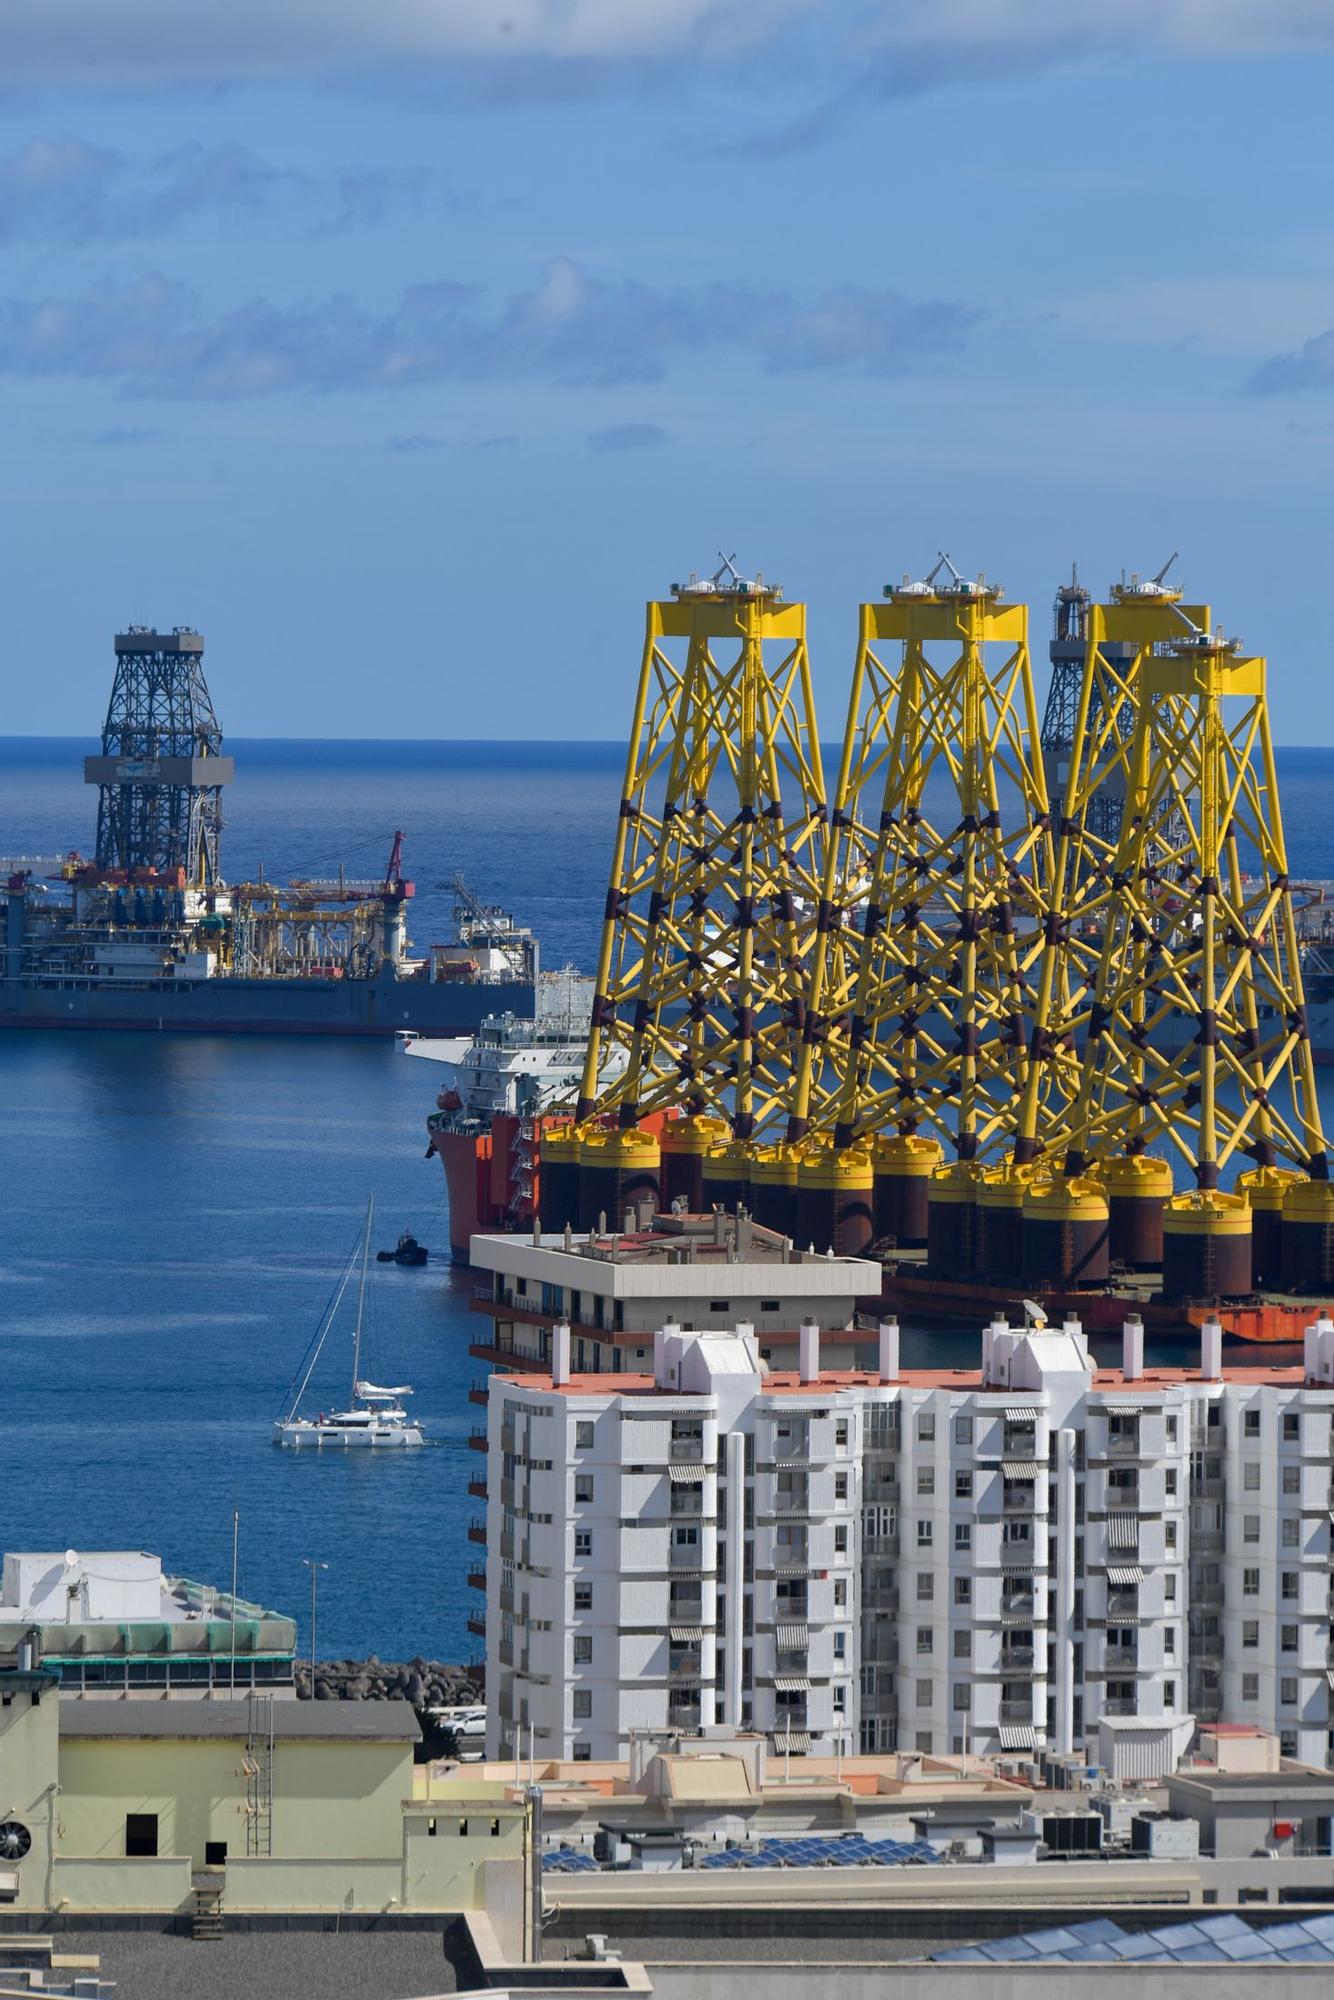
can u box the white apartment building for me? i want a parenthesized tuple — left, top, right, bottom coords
(482, 1310, 1334, 1775)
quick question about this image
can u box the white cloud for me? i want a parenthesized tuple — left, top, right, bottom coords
(4, 0, 1332, 93)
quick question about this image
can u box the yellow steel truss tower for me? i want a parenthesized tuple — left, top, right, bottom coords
(575, 560, 827, 1141)
(1014, 577, 1214, 1166)
(789, 560, 1054, 1164)
(1050, 611, 1327, 1188)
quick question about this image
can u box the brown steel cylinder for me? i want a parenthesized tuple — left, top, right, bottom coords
(1161, 1192, 1252, 1300)
(1100, 1155, 1173, 1269)
(870, 1135, 943, 1249)
(1021, 1177, 1110, 1286)
(1281, 1179, 1334, 1293)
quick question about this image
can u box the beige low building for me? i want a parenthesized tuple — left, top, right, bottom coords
(0, 1667, 528, 1939)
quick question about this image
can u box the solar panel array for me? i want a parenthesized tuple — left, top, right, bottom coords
(544, 1847, 599, 1873)
(698, 1833, 941, 1870)
(935, 1913, 1334, 1965)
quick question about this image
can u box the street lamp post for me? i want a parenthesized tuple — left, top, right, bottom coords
(301, 1559, 329, 1685)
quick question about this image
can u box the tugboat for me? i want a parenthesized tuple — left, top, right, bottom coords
(376, 1232, 429, 1266)
(274, 1198, 425, 1449)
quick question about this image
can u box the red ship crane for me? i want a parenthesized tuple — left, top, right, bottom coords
(382, 830, 415, 902)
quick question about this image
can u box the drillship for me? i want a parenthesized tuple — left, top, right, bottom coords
(1, 627, 538, 1037)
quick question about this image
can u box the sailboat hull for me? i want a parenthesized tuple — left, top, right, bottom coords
(273, 1417, 425, 1449)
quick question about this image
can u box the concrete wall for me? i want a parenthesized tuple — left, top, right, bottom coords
(0, 1689, 59, 1910)
(57, 1735, 411, 1867)
(647, 1967, 1333, 2000)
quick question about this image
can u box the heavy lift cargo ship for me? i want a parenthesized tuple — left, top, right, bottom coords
(1, 627, 537, 1037)
(428, 558, 1334, 1345)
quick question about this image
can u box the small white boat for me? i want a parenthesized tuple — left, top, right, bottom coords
(274, 1198, 425, 1450)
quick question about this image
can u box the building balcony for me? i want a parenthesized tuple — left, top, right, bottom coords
(497, 1639, 513, 1667)
(772, 1710, 808, 1736)
(1102, 1697, 1137, 1717)
(669, 1656, 703, 1681)
(469, 1430, 489, 1455)
(467, 1569, 486, 1593)
(1104, 1485, 1141, 1512)
(862, 1632, 898, 1665)
(1002, 1431, 1039, 1460)
(1191, 1580, 1223, 1607)
(1106, 1592, 1140, 1620)
(670, 1542, 704, 1570)
(862, 1583, 898, 1611)
(863, 1532, 899, 1557)
(1001, 1644, 1035, 1669)
(1193, 1477, 1226, 1501)
(1105, 1432, 1143, 1459)
(670, 1438, 706, 1465)
(469, 1477, 488, 1501)
(1001, 1595, 1036, 1621)
(499, 1530, 515, 1561)
(467, 1614, 486, 1639)
(1104, 1644, 1139, 1669)
(468, 1519, 487, 1545)
(1003, 1489, 1036, 1515)
(1000, 1699, 1034, 1723)
(1193, 1529, 1224, 1552)
(668, 1703, 703, 1730)
(469, 1381, 490, 1407)
(865, 1477, 900, 1504)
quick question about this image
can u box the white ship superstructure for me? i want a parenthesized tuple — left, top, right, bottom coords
(403, 967, 626, 1129)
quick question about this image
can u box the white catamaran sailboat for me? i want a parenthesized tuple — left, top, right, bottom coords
(274, 1197, 425, 1450)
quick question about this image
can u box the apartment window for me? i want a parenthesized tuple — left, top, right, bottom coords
(1165, 1520, 1177, 1550)
(861, 1666, 876, 1698)
(1165, 1468, 1177, 1497)
(917, 1467, 935, 1496)
(835, 1421, 849, 1447)
(125, 1814, 158, 1858)
(1283, 1572, 1299, 1601)
(1283, 1465, 1301, 1495)
(834, 1631, 846, 1659)
(1281, 1731, 1299, 1758)
(954, 1524, 971, 1552)
(916, 1680, 933, 1706)
(917, 1413, 936, 1443)
(916, 1628, 934, 1655)
(574, 1531, 592, 1557)
(1242, 1673, 1260, 1701)
(1243, 1620, 1259, 1649)
(834, 1473, 848, 1501)
(1243, 1515, 1260, 1544)
(955, 1472, 973, 1500)
(953, 1630, 971, 1659)
(1282, 1624, 1299, 1653)
(1243, 1568, 1260, 1596)
(834, 1525, 848, 1554)
(1164, 1681, 1176, 1709)
(916, 1575, 934, 1601)
(573, 1636, 592, 1664)
(915, 1732, 932, 1751)
(1166, 1415, 1178, 1443)
(573, 1743, 592, 1762)
(1283, 1413, 1300, 1442)
(1281, 1677, 1299, 1706)
(575, 1422, 594, 1448)
(1244, 1409, 1261, 1437)
(917, 1520, 933, 1547)
(575, 1474, 594, 1503)
(1243, 1462, 1261, 1491)
(834, 1578, 847, 1607)
(1165, 1574, 1177, 1602)
(1165, 1629, 1175, 1656)
(833, 1684, 847, 1712)
(574, 1584, 592, 1612)
(761, 1301, 780, 1314)
(572, 1690, 592, 1719)
(952, 1683, 971, 1713)
(954, 1577, 971, 1606)
(1283, 1519, 1300, 1548)
(954, 1415, 973, 1446)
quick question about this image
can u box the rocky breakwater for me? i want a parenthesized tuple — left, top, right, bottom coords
(295, 1656, 482, 1707)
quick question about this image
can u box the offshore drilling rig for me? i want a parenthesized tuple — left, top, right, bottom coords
(538, 555, 1333, 1341)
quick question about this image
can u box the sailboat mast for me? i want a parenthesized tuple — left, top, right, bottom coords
(352, 1195, 373, 1397)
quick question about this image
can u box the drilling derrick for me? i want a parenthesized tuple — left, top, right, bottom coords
(1039, 568, 1139, 851)
(1048, 601, 1327, 1298)
(546, 561, 827, 1234)
(787, 560, 1054, 1260)
(85, 627, 232, 888)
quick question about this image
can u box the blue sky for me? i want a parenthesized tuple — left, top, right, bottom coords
(2, 0, 1334, 741)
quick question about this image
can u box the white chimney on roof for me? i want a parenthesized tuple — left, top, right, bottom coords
(552, 1321, 571, 1387)
(1200, 1317, 1223, 1383)
(878, 1319, 900, 1381)
(799, 1319, 820, 1384)
(1122, 1314, 1144, 1382)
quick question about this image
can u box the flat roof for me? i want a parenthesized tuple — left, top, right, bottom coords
(495, 1364, 1331, 1398)
(1168, 1765, 1334, 1797)
(60, 1699, 420, 1743)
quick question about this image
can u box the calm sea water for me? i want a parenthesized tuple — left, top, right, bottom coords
(2, 737, 1334, 1665)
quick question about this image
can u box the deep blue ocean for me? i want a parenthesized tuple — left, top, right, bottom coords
(3, 737, 1334, 1667)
